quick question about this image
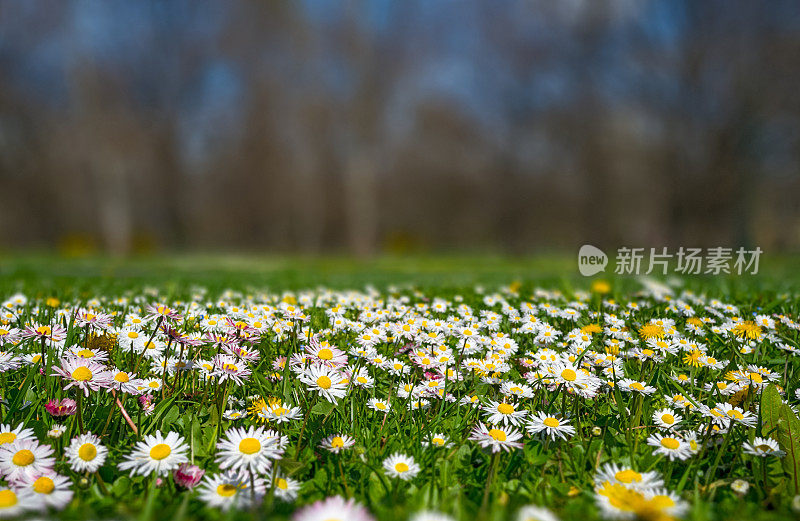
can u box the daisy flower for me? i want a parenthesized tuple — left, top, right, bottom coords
(109, 370, 143, 394)
(22, 323, 66, 342)
(594, 463, 663, 491)
(292, 496, 375, 521)
(198, 470, 266, 511)
(118, 431, 188, 476)
(273, 473, 302, 502)
(526, 413, 576, 441)
(212, 354, 252, 386)
(0, 487, 42, 518)
(47, 425, 66, 439)
(216, 426, 285, 475)
(646, 433, 692, 461)
(306, 343, 348, 367)
(0, 439, 56, 482)
(469, 422, 524, 452)
(617, 378, 657, 395)
(298, 365, 348, 403)
(481, 400, 528, 427)
(65, 433, 108, 473)
(652, 408, 682, 430)
(0, 424, 35, 446)
(422, 433, 452, 449)
(367, 398, 392, 413)
(743, 437, 785, 458)
(51, 358, 112, 396)
(14, 471, 74, 510)
(319, 434, 356, 454)
(410, 512, 457, 521)
(382, 453, 421, 481)
(515, 505, 560, 521)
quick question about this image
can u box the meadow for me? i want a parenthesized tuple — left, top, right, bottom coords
(0, 254, 798, 521)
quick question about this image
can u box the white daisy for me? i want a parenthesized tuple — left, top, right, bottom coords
(526, 413, 576, 441)
(65, 433, 108, 473)
(481, 400, 528, 427)
(0, 424, 35, 446)
(118, 431, 189, 476)
(646, 433, 692, 461)
(382, 453, 421, 481)
(469, 422, 524, 452)
(14, 471, 74, 510)
(215, 426, 285, 475)
(743, 437, 786, 458)
(319, 434, 356, 454)
(273, 473, 301, 502)
(298, 364, 348, 403)
(0, 487, 43, 518)
(0, 439, 56, 482)
(198, 470, 266, 511)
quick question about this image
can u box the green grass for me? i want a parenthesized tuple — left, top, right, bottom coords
(0, 253, 799, 521)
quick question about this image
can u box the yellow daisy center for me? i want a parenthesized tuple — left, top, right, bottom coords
(394, 462, 409, 472)
(316, 376, 332, 389)
(276, 478, 288, 490)
(497, 403, 515, 415)
(561, 369, 577, 381)
(78, 443, 98, 461)
(543, 417, 560, 428)
(115, 372, 130, 383)
(239, 437, 261, 455)
(33, 476, 55, 494)
(661, 414, 675, 424)
(12, 449, 35, 466)
(0, 490, 18, 508)
(488, 429, 507, 441)
(71, 367, 93, 381)
(660, 437, 680, 450)
(318, 348, 333, 360)
(0, 433, 16, 444)
(149, 444, 172, 460)
(331, 437, 344, 448)
(615, 469, 642, 484)
(216, 484, 238, 497)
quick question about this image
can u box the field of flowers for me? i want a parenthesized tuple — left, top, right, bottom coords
(0, 268, 798, 520)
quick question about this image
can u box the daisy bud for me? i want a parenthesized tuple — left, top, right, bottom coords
(173, 463, 205, 490)
(591, 426, 602, 437)
(77, 476, 90, 490)
(792, 495, 800, 512)
(731, 479, 749, 496)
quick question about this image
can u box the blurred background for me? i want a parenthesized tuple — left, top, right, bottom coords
(1, 0, 799, 258)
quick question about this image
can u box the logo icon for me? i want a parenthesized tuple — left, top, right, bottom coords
(578, 244, 607, 276)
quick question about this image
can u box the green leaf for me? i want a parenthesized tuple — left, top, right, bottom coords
(310, 400, 335, 416)
(111, 476, 131, 497)
(760, 384, 783, 439)
(778, 403, 800, 495)
(277, 458, 304, 476)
